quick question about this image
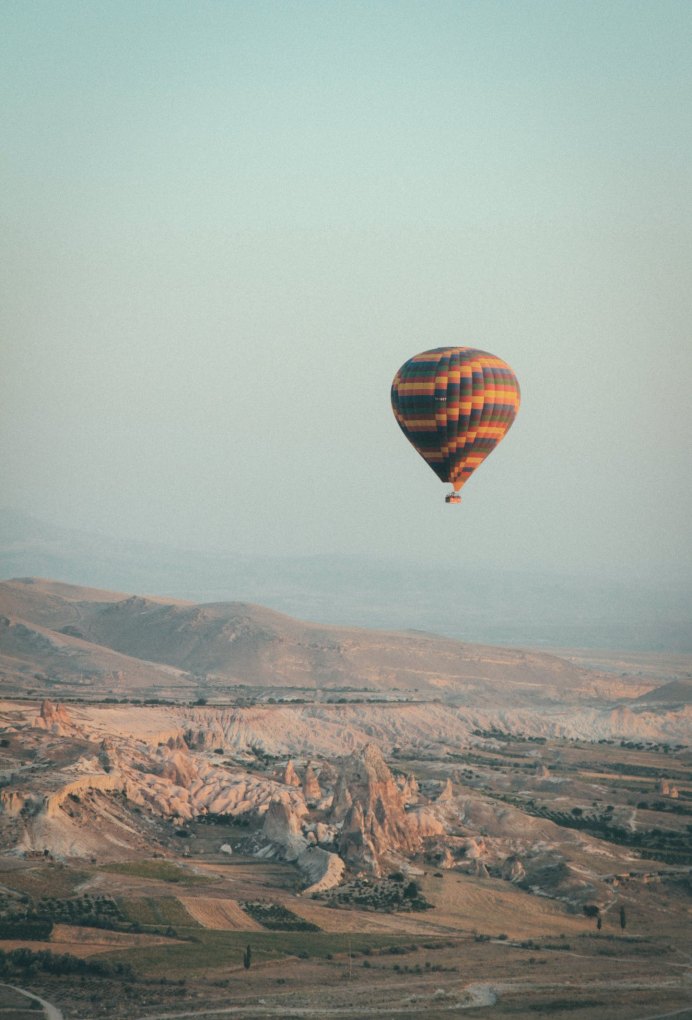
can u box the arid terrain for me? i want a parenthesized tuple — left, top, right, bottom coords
(1, 578, 690, 1019)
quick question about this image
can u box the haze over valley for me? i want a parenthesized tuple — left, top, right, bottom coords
(2, 509, 690, 654)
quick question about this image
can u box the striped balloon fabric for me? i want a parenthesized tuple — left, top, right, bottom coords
(391, 347, 520, 499)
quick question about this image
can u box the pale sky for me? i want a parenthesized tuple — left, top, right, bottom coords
(2, 0, 691, 580)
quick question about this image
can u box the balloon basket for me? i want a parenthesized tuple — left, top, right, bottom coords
(445, 493, 462, 505)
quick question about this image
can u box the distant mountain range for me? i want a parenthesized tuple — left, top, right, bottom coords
(1, 579, 690, 752)
(0, 577, 591, 704)
(1, 508, 690, 652)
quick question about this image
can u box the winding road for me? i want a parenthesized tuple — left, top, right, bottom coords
(0, 981, 64, 1020)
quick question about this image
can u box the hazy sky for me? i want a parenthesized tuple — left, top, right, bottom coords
(2, 1, 691, 580)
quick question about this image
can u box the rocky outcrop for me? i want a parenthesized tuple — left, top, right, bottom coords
(184, 720, 227, 751)
(400, 773, 420, 804)
(261, 798, 344, 892)
(43, 773, 123, 817)
(282, 760, 301, 787)
(407, 808, 446, 839)
(437, 778, 454, 802)
(98, 739, 117, 773)
(126, 755, 306, 822)
(462, 836, 487, 860)
(312, 821, 338, 846)
(439, 847, 456, 869)
(0, 790, 29, 816)
(336, 744, 423, 874)
(303, 762, 322, 804)
(297, 845, 345, 893)
(330, 773, 352, 822)
(35, 699, 71, 735)
(262, 798, 304, 854)
(657, 779, 679, 798)
(158, 748, 197, 789)
(502, 855, 526, 884)
(470, 859, 490, 879)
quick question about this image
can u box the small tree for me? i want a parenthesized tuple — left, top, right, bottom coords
(596, 916, 602, 931)
(243, 944, 252, 970)
(619, 906, 626, 930)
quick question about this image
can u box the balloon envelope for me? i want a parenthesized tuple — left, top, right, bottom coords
(391, 347, 520, 494)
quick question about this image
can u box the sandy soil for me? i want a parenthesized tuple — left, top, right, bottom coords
(177, 896, 263, 931)
(419, 872, 593, 938)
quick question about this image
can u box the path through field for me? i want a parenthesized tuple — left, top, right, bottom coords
(74, 976, 692, 1020)
(632, 1008, 692, 1020)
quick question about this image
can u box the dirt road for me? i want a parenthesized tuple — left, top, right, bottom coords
(0, 981, 64, 1020)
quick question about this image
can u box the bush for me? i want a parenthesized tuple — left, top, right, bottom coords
(0, 947, 134, 981)
(0, 919, 53, 940)
(241, 901, 319, 932)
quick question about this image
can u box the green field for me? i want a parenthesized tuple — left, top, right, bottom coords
(99, 860, 213, 884)
(0, 864, 88, 900)
(101, 928, 446, 978)
(118, 896, 201, 928)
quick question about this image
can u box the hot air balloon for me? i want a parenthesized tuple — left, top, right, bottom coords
(391, 347, 520, 503)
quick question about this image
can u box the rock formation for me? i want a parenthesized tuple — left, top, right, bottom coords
(336, 744, 422, 874)
(282, 760, 301, 787)
(330, 773, 352, 822)
(303, 762, 322, 803)
(98, 739, 116, 773)
(158, 748, 198, 789)
(262, 798, 304, 853)
(401, 773, 420, 804)
(35, 699, 71, 735)
(261, 798, 344, 892)
(440, 847, 456, 869)
(437, 778, 454, 801)
(502, 855, 526, 884)
(297, 845, 345, 893)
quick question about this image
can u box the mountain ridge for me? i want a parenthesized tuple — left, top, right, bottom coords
(1, 577, 590, 702)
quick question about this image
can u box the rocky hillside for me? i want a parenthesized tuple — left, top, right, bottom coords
(2, 578, 684, 711)
(4, 700, 688, 916)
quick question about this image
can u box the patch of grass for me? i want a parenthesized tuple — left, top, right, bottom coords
(0, 986, 31, 1007)
(98, 860, 212, 885)
(100, 930, 431, 978)
(0, 865, 88, 900)
(119, 897, 200, 929)
(529, 1001, 605, 1012)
